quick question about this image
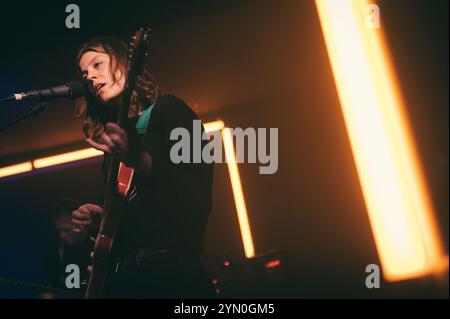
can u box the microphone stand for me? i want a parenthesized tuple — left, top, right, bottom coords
(0, 102, 47, 133)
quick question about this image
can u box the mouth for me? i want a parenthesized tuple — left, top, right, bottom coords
(94, 83, 106, 94)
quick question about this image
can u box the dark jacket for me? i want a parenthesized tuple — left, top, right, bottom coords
(100, 95, 215, 298)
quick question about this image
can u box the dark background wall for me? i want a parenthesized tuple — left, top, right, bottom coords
(0, 0, 448, 298)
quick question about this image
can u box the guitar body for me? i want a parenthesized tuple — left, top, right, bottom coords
(85, 28, 151, 299)
(84, 179, 126, 298)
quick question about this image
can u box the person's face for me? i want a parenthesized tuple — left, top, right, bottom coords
(55, 215, 83, 246)
(79, 50, 126, 106)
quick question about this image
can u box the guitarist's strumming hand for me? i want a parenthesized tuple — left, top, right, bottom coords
(71, 203, 103, 233)
(86, 123, 152, 175)
(86, 122, 134, 165)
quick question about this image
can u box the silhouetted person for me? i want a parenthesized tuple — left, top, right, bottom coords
(52, 198, 93, 288)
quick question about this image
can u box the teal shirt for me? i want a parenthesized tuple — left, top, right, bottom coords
(136, 100, 157, 135)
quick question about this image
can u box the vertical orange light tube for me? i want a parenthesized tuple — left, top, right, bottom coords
(315, 0, 447, 281)
(221, 127, 255, 258)
(204, 121, 255, 258)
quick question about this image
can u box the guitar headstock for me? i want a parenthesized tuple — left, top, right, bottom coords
(126, 27, 151, 91)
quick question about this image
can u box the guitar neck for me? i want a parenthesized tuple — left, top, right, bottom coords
(85, 27, 151, 299)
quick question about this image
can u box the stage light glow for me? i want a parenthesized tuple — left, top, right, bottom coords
(33, 148, 103, 169)
(0, 162, 33, 178)
(265, 259, 281, 269)
(204, 120, 225, 133)
(315, 0, 447, 281)
(222, 127, 256, 258)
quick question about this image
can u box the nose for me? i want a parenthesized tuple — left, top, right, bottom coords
(85, 69, 99, 91)
(86, 69, 97, 82)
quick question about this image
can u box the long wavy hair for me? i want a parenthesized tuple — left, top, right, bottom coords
(75, 37, 160, 141)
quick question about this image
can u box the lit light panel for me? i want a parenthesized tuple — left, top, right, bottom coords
(315, 0, 447, 281)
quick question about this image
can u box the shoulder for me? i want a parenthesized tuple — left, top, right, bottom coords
(155, 94, 195, 113)
(153, 94, 199, 123)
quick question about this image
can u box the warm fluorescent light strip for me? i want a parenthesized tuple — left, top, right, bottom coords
(33, 148, 103, 169)
(2, 120, 225, 174)
(0, 162, 33, 178)
(222, 127, 255, 258)
(204, 120, 225, 133)
(315, 0, 447, 281)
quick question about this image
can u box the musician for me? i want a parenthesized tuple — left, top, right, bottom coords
(71, 37, 215, 298)
(53, 198, 93, 287)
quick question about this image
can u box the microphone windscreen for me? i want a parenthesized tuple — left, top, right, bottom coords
(68, 81, 85, 98)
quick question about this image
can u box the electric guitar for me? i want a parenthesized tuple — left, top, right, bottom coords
(85, 27, 151, 298)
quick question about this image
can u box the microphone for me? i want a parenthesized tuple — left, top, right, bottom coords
(0, 81, 85, 103)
